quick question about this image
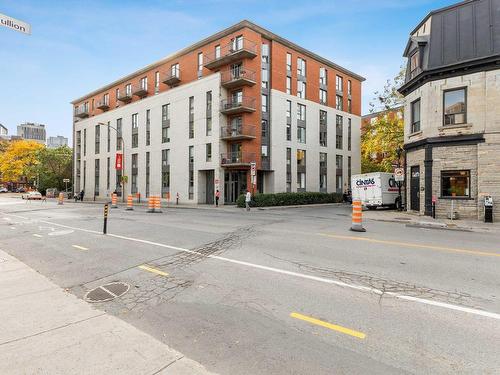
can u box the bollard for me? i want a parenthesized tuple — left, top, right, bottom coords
(58, 192, 64, 205)
(147, 195, 155, 213)
(126, 194, 134, 211)
(111, 193, 118, 208)
(350, 200, 366, 232)
(154, 195, 162, 213)
(103, 203, 109, 234)
(176, 192, 179, 205)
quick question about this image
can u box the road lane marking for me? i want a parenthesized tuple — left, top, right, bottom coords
(32, 234, 42, 238)
(290, 312, 366, 339)
(318, 233, 500, 258)
(3, 212, 500, 321)
(72, 245, 88, 251)
(138, 265, 169, 277)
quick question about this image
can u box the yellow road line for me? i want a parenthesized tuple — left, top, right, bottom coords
(138, 265, 169, 277)
(290, 312, 366, 339)
(32, 234, 42, 238)
(318, 233, 500, 258)
(72, 245, 89, 251)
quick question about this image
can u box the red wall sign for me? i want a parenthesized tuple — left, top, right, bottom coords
(115, 153, 123, 170)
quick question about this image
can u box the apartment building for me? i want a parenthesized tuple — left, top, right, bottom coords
(399, 0, 500, 220)
(17, 122, 46, 144)
(47, 135, 69, 148)
(71, 20, 364, 204)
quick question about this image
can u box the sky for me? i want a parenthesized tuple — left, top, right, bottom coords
(0, 0, 459, 142)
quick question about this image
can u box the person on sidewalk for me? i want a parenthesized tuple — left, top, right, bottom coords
(215, 189, 220, 207)
(245, 190, 251, 212)
(79, 190, 85, 202)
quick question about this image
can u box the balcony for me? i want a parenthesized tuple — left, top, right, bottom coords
(220, 68, 256, 89)
(96, 99, 109, 111)
(132, 83, 149, 98)
(117, 90, 132, 103)
(220, 96, 256, 115)
(162, 69, 181, 87)
(204, 38, 257, 70)
(220, 124, 256, 141)
(220, 152, 255, 167)
(74, 105, 89, 118)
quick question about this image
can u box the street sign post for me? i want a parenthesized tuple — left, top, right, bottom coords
(63, 178, 70, 193)
(394, 168, 404, 182)
(0, 13, 31, 35)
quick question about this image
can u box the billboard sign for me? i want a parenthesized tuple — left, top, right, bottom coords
(0, 13, 31, 35)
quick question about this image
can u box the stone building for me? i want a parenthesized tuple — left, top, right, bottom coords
(399, 0, 500, 221)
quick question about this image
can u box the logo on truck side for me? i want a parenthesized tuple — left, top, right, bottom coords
(355, 178, 375, 186)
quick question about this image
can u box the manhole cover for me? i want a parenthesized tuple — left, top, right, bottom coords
(84, 282, 130, 303)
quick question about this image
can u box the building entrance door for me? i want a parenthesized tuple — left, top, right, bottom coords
(410, 166, 420, 211)
(224, 171, 247, 204)
(205, 170, 214, 204)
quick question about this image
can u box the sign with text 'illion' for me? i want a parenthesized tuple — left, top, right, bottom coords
(0, 13, 31, 35)
(115, 154, 123, 170)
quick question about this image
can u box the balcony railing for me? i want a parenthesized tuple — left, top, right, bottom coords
(96, 98, 109, 110)
(132, 83, 149, 98)
(74, 106, 89, 118)
(220, 152, 255, 167)
(117, 90, 133, 103)
(162, 69, 181, 87)
(220, 67, 256, 89)
(204, 38, 257, 69)
(220, 96, 256, 115)
(220, 124, 256, 140)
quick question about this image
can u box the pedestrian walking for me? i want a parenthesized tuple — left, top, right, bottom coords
(79, 190, 85, 202)
(215, 189, 220, 207)
(245, 190, 251, 212)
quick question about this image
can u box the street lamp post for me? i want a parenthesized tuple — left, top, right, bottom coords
(98, 122, 126, 203)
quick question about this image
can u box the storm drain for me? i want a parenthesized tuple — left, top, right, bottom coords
(84, 282, 130, 303)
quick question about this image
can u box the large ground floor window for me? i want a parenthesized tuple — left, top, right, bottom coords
(441, 170, 470, 198)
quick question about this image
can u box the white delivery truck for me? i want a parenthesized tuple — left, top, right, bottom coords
(351, 172, 402, 210)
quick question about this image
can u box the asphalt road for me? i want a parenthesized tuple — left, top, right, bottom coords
(1, 196, 499, 374)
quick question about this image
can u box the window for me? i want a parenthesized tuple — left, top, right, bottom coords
(319, 89, 327, 105)
(162, 149, 170, 168)
(261, 119, 268, 138)
(336, 95, 343, 111)
(95, 125, 100, 154)
(336, 75, 343, 92)
(232, 35, 243, 51)
(411, 99, 421, 133)
(336, 155, 343, 193)
(161, 149, 170, 195)
(116, 118, 122, 151)
(336, 115, 343, 149)
(106, 157, 110, 190)
(206, 91, 212, 136)
(107, 122, 110, 152)
(348, 156, 352, 188)
(83, 161, 86, 190)
(83, 128, 86, 156)
(444, 88, 466, 125)
(286, 77, 291, 95)
(297, 149, 306, 191)
(131, 113, 138, 148)
(347, 99, 352, 113)
(197, 52, 203, 76)
(146, 109, 151, 146)
(140, 76, 147, 90)
(347, 118, 352, 151)
(319, 67, 327, 85)
(441, 170, 470, 197)
(286, 100, 292, 141)
(146, 152, 150, 197)
(320, 153, 327, 191)
(215, 45, 221, 59)
(297, 57, 306, 77)
(115, 88, 120, 105)
(162, 104, 170, 143)
(286, 148, 292, 192)
(262, 43, 269, 63)
(91, 99, 94, 111)
(347, 80, 352, 96)
(131, 153, 138, 194)
(319, 110, 327, 147)
(298, 126, 306, 143)
(188, 146, 194, 200)
(297, 81, 306, 99)
(410, 51, 420, 79)
(206, 143, 212, 162)
(286, 53, 292, 72)
(262, 94, 268, 112)
(94, 159, 99, 196)
(189, 96, 194, 138)
(286, 100, 292, 118)
(261, 68, 269, 89)
(125, 83, 132, 96)
(104, 93, 109, 105)
(155, 71, 160, 93)
(297, 103, 306, 121)
(297, 172, 306, 190)
(171, 63, 180, 78)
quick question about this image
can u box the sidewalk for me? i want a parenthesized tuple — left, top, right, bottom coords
(363, 209, 499, 233)
(0, 249, 216, 375)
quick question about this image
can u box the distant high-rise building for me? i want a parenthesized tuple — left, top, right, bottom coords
(17, 122, 46, 144)
(47, 135, 68, 148)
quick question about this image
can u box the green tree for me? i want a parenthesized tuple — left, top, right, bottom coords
(33, 146, 72, 194)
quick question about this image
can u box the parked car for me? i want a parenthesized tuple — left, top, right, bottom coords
(0, 187, 8, 193)
(22, 191, 43, 200)
(46, 188, 59, 198)
(15, 187, 26, 193)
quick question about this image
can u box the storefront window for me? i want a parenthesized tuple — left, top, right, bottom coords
(441, 170, 470, 197)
